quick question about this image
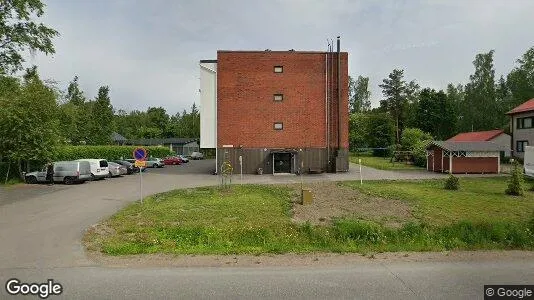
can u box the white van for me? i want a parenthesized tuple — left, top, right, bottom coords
(77, 159, 110, 180)
(524, 146, 534, 178)
(25, 161, 92, 184)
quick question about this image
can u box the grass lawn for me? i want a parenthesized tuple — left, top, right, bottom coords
(342, 177, 534, 226)
(350, 155, 424, 171)
(86, 178, 534, 256)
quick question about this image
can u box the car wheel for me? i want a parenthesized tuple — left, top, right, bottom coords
(90, 174, 95, 181)
(153, 164, 157, 168)
(108, 172, 112, 178)
(64, 177, 74, 185)
(26, 176, 37, 184)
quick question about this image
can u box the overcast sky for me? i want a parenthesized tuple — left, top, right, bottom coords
(30, 0, 534, 115)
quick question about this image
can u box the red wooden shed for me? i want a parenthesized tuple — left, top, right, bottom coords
(426, 141, 503, 174)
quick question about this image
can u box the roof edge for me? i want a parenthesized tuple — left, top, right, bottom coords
(200, 59, 217, 63)
(217, 50, 348, 54)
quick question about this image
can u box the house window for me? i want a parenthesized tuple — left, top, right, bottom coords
(274, 66, 283, 73)
(274, 122, 283, 130)
(273, 94, 283, 101)
(517, 117, 534, 129)
(517, 140, 528, 152)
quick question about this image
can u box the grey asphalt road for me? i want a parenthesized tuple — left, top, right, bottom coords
(2, 260, 533, 299)
(0, 160, 526, 299)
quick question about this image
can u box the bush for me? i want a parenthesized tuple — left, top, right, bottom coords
(54, 145, 173, 162)
(399, 128, 432, 167)
(412, 140, 430, 167)
(506, 161, 524, 196)
(372, 148, 389, 157)
(528, 212, 534, 234)
(444, 174, 460, 190)
(401, 128, 433, 151)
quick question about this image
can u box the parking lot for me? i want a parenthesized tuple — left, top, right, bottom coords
(0, 159, 217, 206)
(148, 158, 215, 175)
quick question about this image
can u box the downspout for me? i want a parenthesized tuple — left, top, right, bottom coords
(325, 52, 329, 171)
(215, 67, 218, 174)
(337, 36, 341, 155)
(329, 40, 334, 171)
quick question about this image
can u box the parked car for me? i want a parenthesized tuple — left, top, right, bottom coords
(25, 161, 92, 184)
(124, 159, 147, 172)
(146, 157, 165, 168)
(178, 155, 189, 163)
(112, 160, 136, 174)
(76, 159, 110, 180)
(190, 152, 204, 160)
(163, 156, 182, 165)
(108, 162, 127, 177)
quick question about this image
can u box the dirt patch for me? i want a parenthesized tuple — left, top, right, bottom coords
(290, 181, 415, 227)
(83, 223, 116, 252)
(86, 250, 534, 268)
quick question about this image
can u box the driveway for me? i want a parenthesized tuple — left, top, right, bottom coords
(0, 161, 521, 299)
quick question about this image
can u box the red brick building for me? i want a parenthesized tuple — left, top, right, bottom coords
(200, 39, 349, 174)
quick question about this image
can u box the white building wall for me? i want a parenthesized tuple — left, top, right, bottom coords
(490, 133, 511, 157)
(200, 62, 217, 148)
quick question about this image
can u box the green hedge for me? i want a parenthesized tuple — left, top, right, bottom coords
(54, 146, 173, 161)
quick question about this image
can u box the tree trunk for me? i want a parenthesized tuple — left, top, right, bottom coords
(4, 162, 10, 184)
(396, 116, 400, 144)
(17, 159, 24, 181)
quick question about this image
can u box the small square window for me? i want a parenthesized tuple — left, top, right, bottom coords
(274, 122, 283, 130)
(274, 66, 283, 73)
(273, 94, 283, 101)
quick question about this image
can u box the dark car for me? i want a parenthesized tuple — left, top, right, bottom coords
(113, 160, 137, 174)
(163, 156, 182, 165)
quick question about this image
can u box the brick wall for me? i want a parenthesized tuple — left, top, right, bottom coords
(217, 51, 349, 149)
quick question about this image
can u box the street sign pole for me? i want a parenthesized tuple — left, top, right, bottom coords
(359, 158, 363, 185)
(133, 147, 147, 204)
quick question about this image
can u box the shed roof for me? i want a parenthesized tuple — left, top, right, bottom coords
(506, 98, 534, 115)
(111, 132, 127, 142)
(447, 129, 505, 142)
(428, 141, 504, 152)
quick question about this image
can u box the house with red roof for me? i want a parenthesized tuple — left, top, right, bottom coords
(447, 129, 510, 157)
(506, 98, 534, 158)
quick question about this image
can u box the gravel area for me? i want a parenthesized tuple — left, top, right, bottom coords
(289, 181, 415, 227)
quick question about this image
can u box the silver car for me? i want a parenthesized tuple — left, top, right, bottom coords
(25, 161, 92, 184)
(108, 162, 127, 177)
(146, 157, 165, 168)
(190, 152, 204, 160)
